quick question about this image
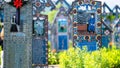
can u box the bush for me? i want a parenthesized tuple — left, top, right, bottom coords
(59, 46, 120, 68)
(48, 41, 59, 65)
(48, 51, 59, 65)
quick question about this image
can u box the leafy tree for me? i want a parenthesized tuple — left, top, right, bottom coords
(119, 14, 120, 18)
(106, 14, 116, 22)
(47, 4, 61, 24)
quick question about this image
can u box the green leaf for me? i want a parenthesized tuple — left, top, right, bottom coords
(106, 14, 116, 22)
(47, 4, 61, 24)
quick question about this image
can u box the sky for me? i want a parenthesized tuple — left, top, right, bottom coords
(96, 0, 120, 9)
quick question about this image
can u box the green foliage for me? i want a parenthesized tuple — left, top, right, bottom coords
(48, 51, 59, 65)
(59, 46, 120, 68)
(48, 41, 59, 65)
(48, 40, 73, 65)
(106, 14, 116, 22)
(69, 40, 73, 48)
(0, 23, 2, 29)
(47, 4, 61, 24)
(119, 14, 120, 19)
(48, 10, 58, 24)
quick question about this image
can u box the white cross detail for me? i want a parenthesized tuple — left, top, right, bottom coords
(104, 30, 110, 35)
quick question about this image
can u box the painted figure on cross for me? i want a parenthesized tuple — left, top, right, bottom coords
(88, 13, 95, 33)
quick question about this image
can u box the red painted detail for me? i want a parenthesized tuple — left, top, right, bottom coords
(14, 0, 23, 8)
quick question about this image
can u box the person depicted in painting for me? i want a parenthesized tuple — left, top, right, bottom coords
(10, 15, 18, 32)
(88, 14, 95, 33)
(58, 19, 67, 32)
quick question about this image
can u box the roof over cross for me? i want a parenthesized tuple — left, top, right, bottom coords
(33, 0, 56, 13)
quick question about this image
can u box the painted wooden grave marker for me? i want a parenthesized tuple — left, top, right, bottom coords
(72, 1, 102, 51)
(54, 6, 70, 51)
(32, 14, 48, 67)
(32, 0, 50, 67)
(4, 0, 32, 68)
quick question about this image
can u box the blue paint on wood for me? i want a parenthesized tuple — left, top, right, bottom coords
(102, 36, 109, 48)
(88, 15, 95, 32)
(78, 41, 97, 51)
(0, 10, 4, 22)
(58, 35, 68, 50)
(32, 38, 46, 64)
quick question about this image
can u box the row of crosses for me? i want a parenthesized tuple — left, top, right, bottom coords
(0, 0, 120, 16)
(0, 0, 120, 50)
